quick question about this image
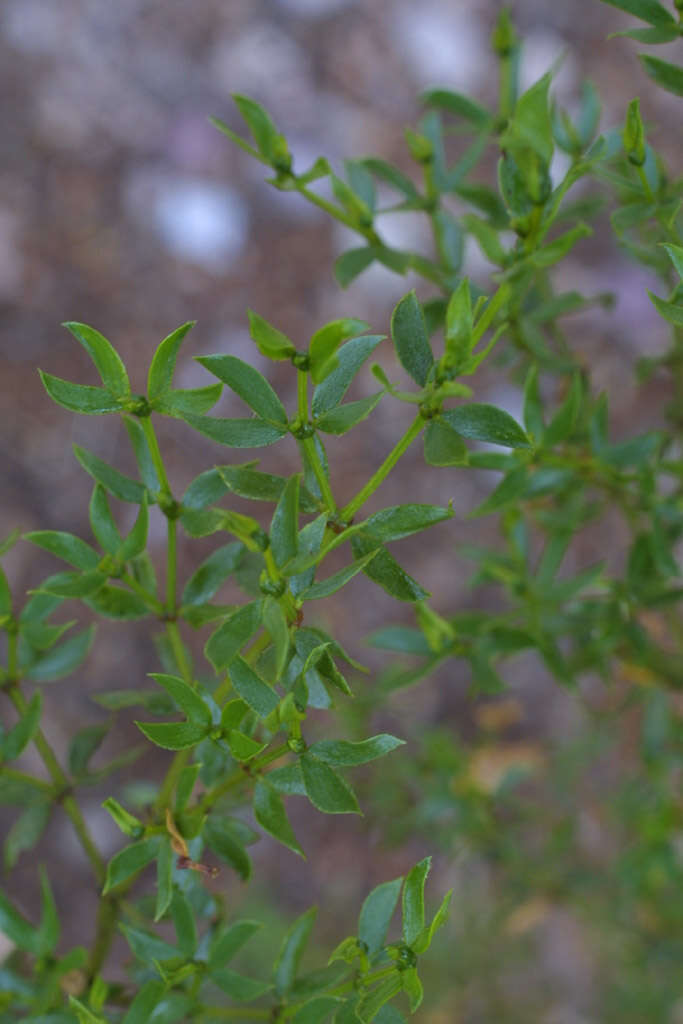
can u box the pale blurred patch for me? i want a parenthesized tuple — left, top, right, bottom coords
(465, 742, 545, 794)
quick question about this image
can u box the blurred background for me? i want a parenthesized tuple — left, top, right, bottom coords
(1, 1, 681, 1021)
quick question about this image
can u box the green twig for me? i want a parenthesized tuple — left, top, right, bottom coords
(340, 413, 423, 522)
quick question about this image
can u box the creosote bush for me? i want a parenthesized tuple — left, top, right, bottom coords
(1, 2, 682, 1021)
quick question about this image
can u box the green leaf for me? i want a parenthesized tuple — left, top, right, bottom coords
(229, 656, 280, 718)
(649, 291, 683, 327)
(182, 412, 286, 448)
(103, 837, 160, 893)
(221, 698, 249, 732)
(68, 721, 109, 777)
(205, 601, 263, 670)
(599, 0, 676, 28)
(39, 372, 122, 415)
(85, 585, 150, 620)
(662, 243, 683, 280)
(507, 73, 553, 163)
(210, 967, 271, 1001)
(233, 93, 286, 164)
(4, 800, 50, 870)
(463, 214, 506, 266)
(74, 445, 148, 503)
(362, 503, 453, 543)
(2, 691, 42, 761)
(309, 319, 370, 384)
(308, 735, 404, 767)
(357, 976, 402, 1022)
(197, 354, 288, 424)
(253, 780, 304, 856)
(302, 550, 378, 601)
(312, 335, 383, 417)
(530, 223, 592, 268)
(350, 536, 429, 603)
(401, 967, 423, 1012)
(204, 817, 251, 880)
(292, 997, 343, 1024)
(89, 484, 123, 555)
(358, 877, 403, 955)
(472, 466, 528, 517)
(412, 889, 453, 954)
(335, 247, 376, 288)
(228, 729, 267, 763)
(24, 530, 100, 571)
(147, 321, 196, 397)
(315, 392, 383, 435)
(103, 797, 145, 839)
(120, 923, 179, 965)
(390, 292, 434, 387)
(433, 208, 463, 273)
(247, 310, 296, 360)
(171, 888, 198, 959)
(118, 495, 149, 561)
(366, 626, 431, 655)
(402, 857, 431, 946)
(300, 754, 361, 814)
(442, 404, 530, 448)
(25, 625, 95, 682)
(154, 837, 173, 921)
(217, 464, 315, 512)
(70, 997, 108, 1024)
(360, 158, 419, 199)
(270, 474, 300, 568)
(35, 569, 106, 598)
(209, 920, 262, 970)
(274, 906, 317, 996)
(62, 321, 130, 396)
(148, 673, 211, 727)
(136, 720, 208, 750)
(522, 364, 544, 441)
(154, 383, 223, 417)
(181, 542, 242, 607)
(421, 88, 492, 127)
(424, 418, 468, 466)
(263, 597, 291, 680)
(122, 980, 167, 1024)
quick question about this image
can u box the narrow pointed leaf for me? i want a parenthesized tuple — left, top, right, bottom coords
(74, 445, 147, 503)
(270, 475, 300, 568)
(148, 673, 211, 727)
(147, 321, 196, 397)
(39, 372, 122, 414)
(253, 781, 304, 857)
(442, 404, 530, 448)
(182, 412, 286, 448)
(24, 531, 100, 571)
(309, 735, 404, 767)
(274, 906, 318, 996)
(300, 754, 361, 814)
(390, 292, 433, 387)
(358, 877, 403, 954)
(229, 656, 279, 718)
(198, 354, 287, 424)
(62, 321, 130, 396)
(402, 857, 431, 945)
(103, 837, 160, 893)
(205, 601, 263, 670)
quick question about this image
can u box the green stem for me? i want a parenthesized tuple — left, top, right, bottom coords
(302, 436, 336, 513)
(167, 619, 192, 682)
(295, 184, 381, 246)
(0, 766, 54, 794)
(166, 517, 178, 614)
(340, 413, 424, 522)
